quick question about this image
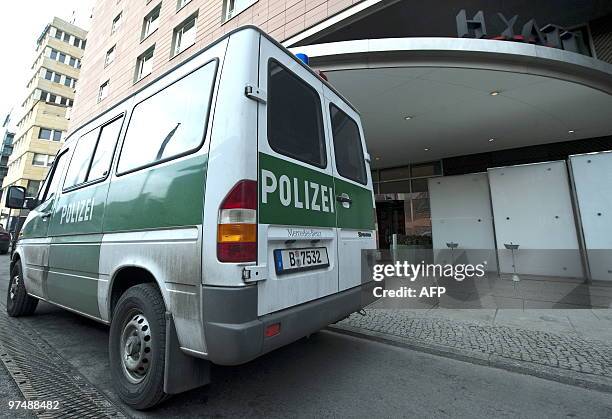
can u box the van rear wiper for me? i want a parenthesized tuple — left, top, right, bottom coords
(155, 123, 181, 161)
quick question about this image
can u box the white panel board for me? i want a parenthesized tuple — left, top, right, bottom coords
(570, 151, 612, 281)
(488, 161, 583, 278)
(429, 173, 497, 270)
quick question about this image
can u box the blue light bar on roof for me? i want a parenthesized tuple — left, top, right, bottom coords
(295, 53, 309, 65)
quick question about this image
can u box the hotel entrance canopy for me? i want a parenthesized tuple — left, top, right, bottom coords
(291, 37, 612, 168)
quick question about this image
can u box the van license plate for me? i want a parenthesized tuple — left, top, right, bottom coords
(274, 247, 329, 275)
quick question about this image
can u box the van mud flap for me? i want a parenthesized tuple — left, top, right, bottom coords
(164, 312, 210, 394)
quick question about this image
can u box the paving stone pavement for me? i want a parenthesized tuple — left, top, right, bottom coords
(337, 309, 612, 381)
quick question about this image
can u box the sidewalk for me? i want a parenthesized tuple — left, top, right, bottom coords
(330, 308, 612, 392)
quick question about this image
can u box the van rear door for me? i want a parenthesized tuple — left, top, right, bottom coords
(256, 41, 339, 316)
(324, 89, 377, 291)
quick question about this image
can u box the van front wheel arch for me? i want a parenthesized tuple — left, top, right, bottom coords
(109, 283, 168, 409)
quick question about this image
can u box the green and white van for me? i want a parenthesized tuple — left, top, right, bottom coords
(5, 26, 377, 409)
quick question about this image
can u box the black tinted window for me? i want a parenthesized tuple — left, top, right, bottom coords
(267, 60, 326, 168)
(330, 105, 367, 184)
(117, 61, 217, 173)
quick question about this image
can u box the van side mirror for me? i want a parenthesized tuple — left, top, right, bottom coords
(5, 186, 26, 209)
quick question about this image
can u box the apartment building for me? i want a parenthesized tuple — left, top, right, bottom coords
(69, 0, 365, 128)
(0, 17, 87, 229)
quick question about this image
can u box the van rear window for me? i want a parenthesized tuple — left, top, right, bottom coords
(267, 60, 326, 168)
(117, 60, 217, 174)
(330, 105, 367, 185)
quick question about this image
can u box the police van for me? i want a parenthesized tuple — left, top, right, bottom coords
(5, 26, 377, 409)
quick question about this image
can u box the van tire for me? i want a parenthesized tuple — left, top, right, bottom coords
(109, 283, 168, 410)
(7, 260, 38, 317)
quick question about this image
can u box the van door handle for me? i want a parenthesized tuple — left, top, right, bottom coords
(41, 211, 52, 220)
(336, 193, 352, 204)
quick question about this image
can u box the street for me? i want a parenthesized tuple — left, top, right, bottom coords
(0, 254, 611, 418)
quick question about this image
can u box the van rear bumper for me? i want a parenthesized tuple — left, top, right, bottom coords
(201, 281, 378, 365)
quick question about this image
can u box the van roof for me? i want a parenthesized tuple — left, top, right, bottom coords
(65, 25, 358, 144)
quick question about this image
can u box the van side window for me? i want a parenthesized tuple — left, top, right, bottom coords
(64, 129, 99, 188)
(39, 150, 68, 202)
(330, 104, 367, 185)
(267, 60, 326, 168)
(117, 60, 217, 174)
(63, 116, 124, 190)
(89, 117, 123, 179)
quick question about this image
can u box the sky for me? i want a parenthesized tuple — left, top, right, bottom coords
(0, 0, 95, 130)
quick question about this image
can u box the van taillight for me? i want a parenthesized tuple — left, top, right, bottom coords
(217, 180, 257, 263)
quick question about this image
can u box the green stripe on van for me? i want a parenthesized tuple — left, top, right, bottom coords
(334, 176, 375, 230)
(103, 154, 208, 232)
(259, 153, 374, 230)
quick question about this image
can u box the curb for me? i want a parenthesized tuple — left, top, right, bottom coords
(327, 323, 612, 394)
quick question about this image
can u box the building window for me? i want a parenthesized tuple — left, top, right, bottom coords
(72, 37, 85, 49)
(176, 0, 191, 10)
(64, 76, 74, 88)
(69, 57, 77, 67)
(172, 14, 197, 56)
(44, 70, 53, 81)
(63, 32, 71, 43)
(32, 153, 53, 167)
(98, 80, 110, 102)
(26, 180, 41, 197)
(38, 128, 52, 140)
(53, 73, 61, 83)
(59, 52, 66, 63)
(224, 0, 257, 21)
(111, 12, 123, 34)
(39, 128, 63, 141)
(105, 45, 116, 66)
(54, 28, 63, 39)
(142, 5, 161, 39)
(135, 46, 155, 81)
(50, 49, 57, 60)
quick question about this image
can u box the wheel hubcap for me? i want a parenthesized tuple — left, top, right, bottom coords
(9, 275, 19, 301)
(120, 312, 152, 384)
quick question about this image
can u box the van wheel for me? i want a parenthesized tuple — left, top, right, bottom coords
(109, 284, 168, 410)
(7, 260, 38, 317)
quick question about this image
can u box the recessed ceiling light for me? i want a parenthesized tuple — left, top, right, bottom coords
(490, 91, 500, 96)
(568, 130, 575, 134)
(424, 148, 430, 151)
(489, 138, 495, 142)
(375, 157, 381, 160)
(404, 116, 413, 120)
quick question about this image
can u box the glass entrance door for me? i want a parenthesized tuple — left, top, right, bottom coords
(376, 199, 406, 249)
